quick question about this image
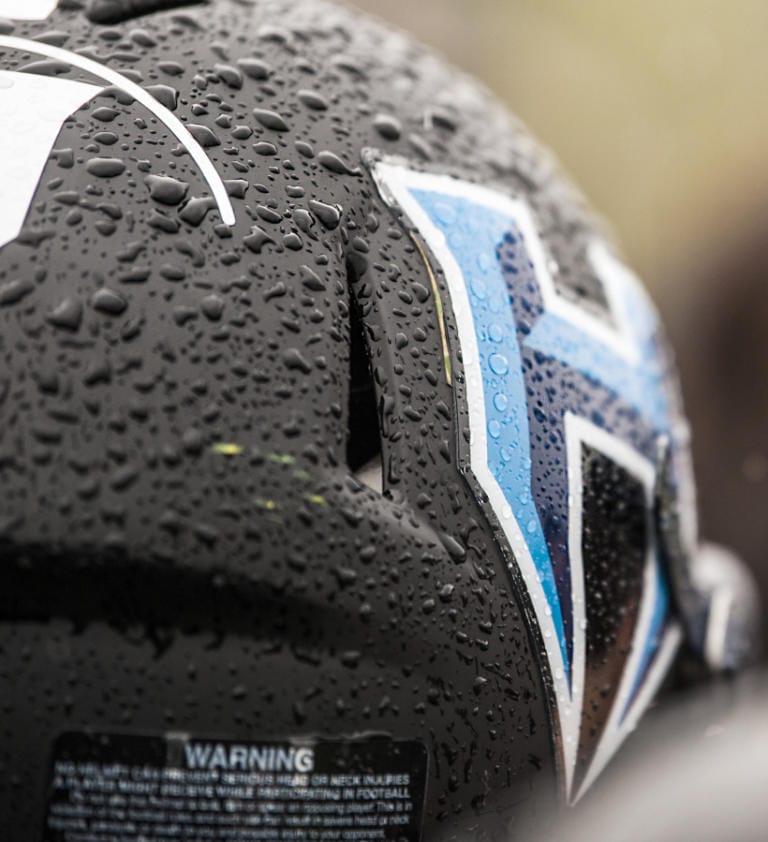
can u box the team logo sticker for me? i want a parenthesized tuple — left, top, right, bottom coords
(370, 157, 684, 801)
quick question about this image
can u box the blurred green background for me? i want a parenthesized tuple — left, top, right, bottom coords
(351, 0, 768, 644)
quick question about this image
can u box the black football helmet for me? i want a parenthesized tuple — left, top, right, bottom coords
(0, 0, 758, 839)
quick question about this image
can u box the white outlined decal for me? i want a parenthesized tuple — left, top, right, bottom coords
(371, 157, 682, 800)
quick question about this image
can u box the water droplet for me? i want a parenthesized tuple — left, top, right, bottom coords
(47, 298, 82, 331)
(297, 89, 328, 110)
(91, 288, 127, 315)
(145, 175, 188, 206)
(253, 108, 290, 132)
(489, 353, 508, 375)
(373, 113, 401, 140)
(86, 157, 125, 177)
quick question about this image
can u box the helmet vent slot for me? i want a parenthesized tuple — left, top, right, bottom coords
(347, 279, 383, 494)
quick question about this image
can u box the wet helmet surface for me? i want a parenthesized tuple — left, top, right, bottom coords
(0, 0, 755, 839)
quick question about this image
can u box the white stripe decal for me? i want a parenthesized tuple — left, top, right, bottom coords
(371, 158, 682, 801)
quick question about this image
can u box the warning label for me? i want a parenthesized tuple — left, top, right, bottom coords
(43, 733, 428, 842)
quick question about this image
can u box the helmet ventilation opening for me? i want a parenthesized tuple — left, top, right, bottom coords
(346, 268, 383, 494)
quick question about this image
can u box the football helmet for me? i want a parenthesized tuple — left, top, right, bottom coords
(0, 0, 758, 838)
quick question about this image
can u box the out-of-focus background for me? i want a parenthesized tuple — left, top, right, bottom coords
(351, 0, 768, 299)
(351, 0, 768, 649)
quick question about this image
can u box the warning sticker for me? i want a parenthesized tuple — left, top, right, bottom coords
(43, 732, 428, 842)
